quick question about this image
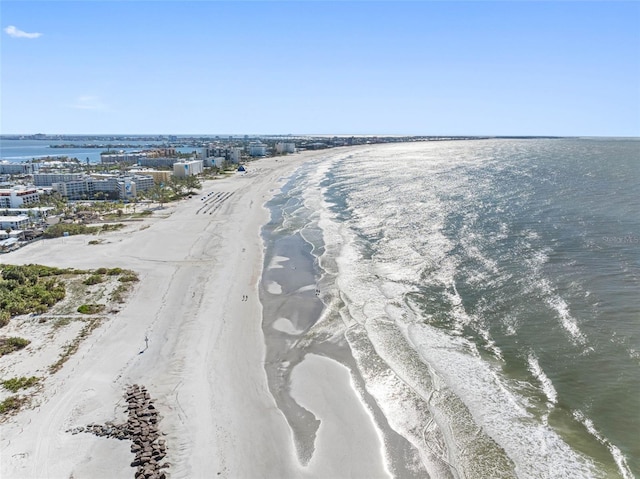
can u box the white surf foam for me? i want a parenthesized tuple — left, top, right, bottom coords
(573, 410, 634, 479)
(405, 322, 600, 478)
(527, 352, 558, 406)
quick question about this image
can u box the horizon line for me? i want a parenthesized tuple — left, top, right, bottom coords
(3, 133, 638, 139)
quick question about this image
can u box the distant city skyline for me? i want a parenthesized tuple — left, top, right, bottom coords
(2, 1, 639, 137)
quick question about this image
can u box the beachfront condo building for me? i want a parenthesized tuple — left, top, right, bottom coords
(249, 143, 267, 157)
(0, 187, 40, 208)
(173, 160, 204, 178)
(51, 174, 154, 200)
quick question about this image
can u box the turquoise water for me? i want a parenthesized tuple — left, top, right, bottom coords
(264, 139, 639, 478)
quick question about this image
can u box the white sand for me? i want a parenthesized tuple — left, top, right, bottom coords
(272, 317, 303, 335)
(0, 151, 392, 478)
(267, 255, 289, 269)
(291, 354, 392, 478)
(266, 280, 283, 294)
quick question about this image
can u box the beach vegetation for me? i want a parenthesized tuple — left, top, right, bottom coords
(77, 304, 105, 314)
(43, 223, 125, 239)
(0, 337, 30, 356)
(0, 395, 27, 415)
(53, 317, 73, 329)
(110, 283, 129, 303)
(0, 311, 9, 327)
(0, 265, 67, 321)
(166, 176, 202, 199)
(118, 273, 139, 283)
(1, 376, 40, 393)
(107, 268, 124, 275)
(100, 223, 125, 232)
(83, 274, 104, 285)
(43, 223, 96, 238)
(141, 184, 172, 206)
(31, 191, 67, 213)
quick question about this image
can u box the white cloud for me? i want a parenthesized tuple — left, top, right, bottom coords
(70, 95, 109, 111)
(4, 25, 43, 39)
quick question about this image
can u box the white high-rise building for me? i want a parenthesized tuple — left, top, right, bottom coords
(173, 160, 204, 178)
(249, 143, 267, 157)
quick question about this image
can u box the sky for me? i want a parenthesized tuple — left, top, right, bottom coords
(1, 1, 639, 136)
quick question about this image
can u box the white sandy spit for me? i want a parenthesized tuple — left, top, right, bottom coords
(0, 150, 391, 479)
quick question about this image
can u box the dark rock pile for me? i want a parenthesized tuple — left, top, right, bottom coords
(68, 384, 169, 478)
(69, 421, 129, 439)
(125, 384, 168, 478)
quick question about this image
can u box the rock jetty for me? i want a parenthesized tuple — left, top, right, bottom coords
(68, 384, 168, 478)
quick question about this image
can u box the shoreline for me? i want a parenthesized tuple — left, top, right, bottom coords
(259, 208, 427, 477)
(0, 148, 399, 478)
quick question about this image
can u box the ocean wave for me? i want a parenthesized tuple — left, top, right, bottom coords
(573, 410, 634, 479)
(527, 352, 558, 407)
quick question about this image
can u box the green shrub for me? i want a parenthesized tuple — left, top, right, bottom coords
(43, 223, 99, 238)
(0, 395, 26, 414)
(83, 274, 104, 285)
(2, 376, 40, 393)
(77, 304, 105, 314)
(95, 268, 108, 275)
(0, 337, 30, 356)
(107, 268, 123, 276)
(110, 284, 128, 303)
(0, 265, 67, 318)
(0, 311, 9, 328)
(118, 274, 139, 283)
(101, 223, 125, 232)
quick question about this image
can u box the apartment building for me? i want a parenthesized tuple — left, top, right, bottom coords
(52, 179, 95, 200)
(173, 160, 203, 178)
(138, 158, 179, 169)
(249, 143, 267, 157)
(201, 147, 241, 164)
(0, 162, 35, 175)
(0, 187, 40, 208)
(0, 215, 30, 230)
(52, 174, 154, 200)
(33, 172, 85, 187)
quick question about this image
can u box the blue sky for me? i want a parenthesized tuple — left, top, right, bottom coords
(2, 1, 639, 136)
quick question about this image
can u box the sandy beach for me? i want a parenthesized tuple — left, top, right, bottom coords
(0, 150, 395, 479)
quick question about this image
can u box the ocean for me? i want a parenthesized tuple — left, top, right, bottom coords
(262, 138, 639, 478)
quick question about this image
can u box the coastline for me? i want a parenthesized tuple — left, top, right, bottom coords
(0, 148, 397, 478)
(259, 199, 429, 478)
